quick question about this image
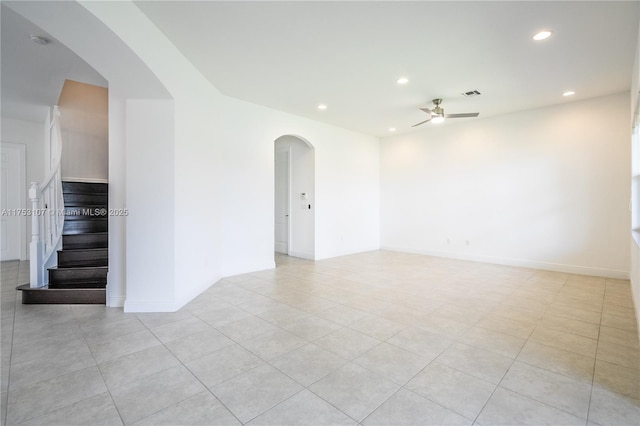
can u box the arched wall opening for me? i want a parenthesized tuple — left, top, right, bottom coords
(5, 1, 175, 309)
(274, 135, 315, 260)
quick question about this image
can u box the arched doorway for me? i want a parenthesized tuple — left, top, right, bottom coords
(274, 135, 315, 260)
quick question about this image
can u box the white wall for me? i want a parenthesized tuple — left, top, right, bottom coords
(106, 91, 126, 307)
(275, 135, 315, 259)
(172, 93, 225, 309)
(217, 97, 380, 275)
(58, 80, 108, 182)
(381, 92, 630, 278)
(5, 1, 173, 308)
(1, 116, 45, 259)
(630, 20, 640, 333)
(124, 100, 176, 311)
(12, 1, 631, 316)
(313, 124, 380, 259)
(11, 1, 380, 311)
(79, 1, 380, 310)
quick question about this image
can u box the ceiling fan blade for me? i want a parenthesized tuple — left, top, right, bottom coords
(419, 107, 434, 114)
(412, 118, 432, 127)
(445, 112, 479, 118)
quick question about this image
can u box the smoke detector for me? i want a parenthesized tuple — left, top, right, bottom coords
(30, 35, 50, 45)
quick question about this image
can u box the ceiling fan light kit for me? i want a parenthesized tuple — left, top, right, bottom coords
(412, 98, 480, 127)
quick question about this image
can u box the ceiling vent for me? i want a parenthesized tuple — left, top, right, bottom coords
(462, 90, 481, 97)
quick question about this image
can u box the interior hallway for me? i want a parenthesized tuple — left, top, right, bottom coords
(1, 251, 638, 425)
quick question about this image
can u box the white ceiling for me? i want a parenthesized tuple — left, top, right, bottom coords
(2, 2, 639, 137)
(134, 1, 639, 136)
(1, 5, 107, 122)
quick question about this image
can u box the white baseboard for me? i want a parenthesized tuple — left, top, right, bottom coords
(123, 273, 225, 312)
(381, 245, 630, 280)
(174, 275, 223, 310)
(314, 245, 381, 261)
(108, 296, 125, 308)
(288, 250, 315, 260)
(62, 177, 109, 184)
(222, 260, 276, 278)
(124, 299, 181, 313)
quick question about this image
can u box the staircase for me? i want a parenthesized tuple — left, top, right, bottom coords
(18, 181, 108, 304)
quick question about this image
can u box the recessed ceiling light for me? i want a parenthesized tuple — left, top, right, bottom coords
(396, 77, 409, 85)
(533, 30, 552, 41)
(30, 35, 50, 45)
(317, 104, 327, 110)
(388, 127, 396, 132)
(562, 91, 576, 97)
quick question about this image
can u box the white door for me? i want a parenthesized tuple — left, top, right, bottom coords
(1, 143, 25, 260)
(274, 147, 290, 254)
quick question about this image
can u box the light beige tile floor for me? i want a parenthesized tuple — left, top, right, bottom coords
(1, 251, 639, 425)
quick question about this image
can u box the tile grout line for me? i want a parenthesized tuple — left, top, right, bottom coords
(356, 330, 477, 425)
(357, 323, 468, 423)
(585, 278, 607, 426)
(470, 275, 579, 424)
(111, 313, 241, 425)
(178, 284, 362, 425)
(221, 277, 403, 425)
(3, 256, 637, 425)
(3, 261, 20, 426)
(70, 305, 127, 426)
(214, 260, 632, 424)
(225, 278, 366, 424)
(5, 292, 117, 424)
(140, 312, 246, 426)
(156, 304, 282, 425)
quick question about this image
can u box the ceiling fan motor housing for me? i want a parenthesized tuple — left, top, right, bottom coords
(431, 99, 444, 116)
(412, 98, 479, 127)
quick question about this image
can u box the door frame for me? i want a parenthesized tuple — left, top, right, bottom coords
(274, 144, 291, 255)
(0, 142, 27, 260)
(274, 134, 315, 260)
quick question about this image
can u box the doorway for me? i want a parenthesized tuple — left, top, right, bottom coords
(0, 142, 26, 261)
(274, 146, 290, 254)
(274, 135, 315, 260)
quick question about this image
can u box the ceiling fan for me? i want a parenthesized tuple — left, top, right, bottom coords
(412, 98, 479, 127)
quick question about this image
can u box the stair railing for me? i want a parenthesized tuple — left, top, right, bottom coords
(29, 106, 65, 288)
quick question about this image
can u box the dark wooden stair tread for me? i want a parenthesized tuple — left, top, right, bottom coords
(63, 233, 108, 250)
(63, 194, 108, 206)
(22, 181, 110, 305)
(48, 266, 108, 273)
(57, 248, 108, 257)
(58, 247, 107, 252)
(61, 182, 108, 194)
(49, 265, 108, 270)
(62, 220, 108, 235)
(48, 282, 106, 289)
(64, 210, 109, 220)
(48, 266, 108, 281)
(17, 284, 105, 304)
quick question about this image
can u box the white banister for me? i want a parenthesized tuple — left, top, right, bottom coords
(28, 183, 39, 244)
(28, 182, 43, 287)
(29, 106, 65, 288)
